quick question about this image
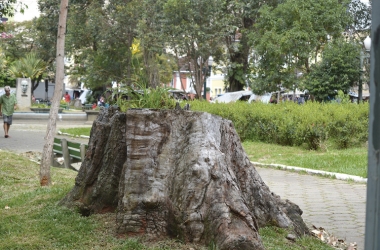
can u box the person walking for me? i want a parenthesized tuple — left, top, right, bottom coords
(64, 91, 71, 103)
(0, 86, 18, 138)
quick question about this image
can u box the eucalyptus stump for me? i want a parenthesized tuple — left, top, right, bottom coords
(60, 107, 309, 249)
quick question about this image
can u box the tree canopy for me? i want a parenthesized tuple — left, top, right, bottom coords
(0, 0, 373, 101)
(250, 0, 351, 95)
(304, 39, 361, 102)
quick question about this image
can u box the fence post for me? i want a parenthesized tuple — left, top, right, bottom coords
(80, 144, 86, 162)
(60, 138, 71, 169)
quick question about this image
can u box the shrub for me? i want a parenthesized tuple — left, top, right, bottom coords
(190, 100, 368, 150)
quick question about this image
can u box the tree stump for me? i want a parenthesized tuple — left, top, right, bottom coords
(60, 107, 309, 249)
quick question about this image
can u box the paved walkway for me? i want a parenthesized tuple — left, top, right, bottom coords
(257, 167, 366, 249)
(0, 119, 90, 153)
(0, 117, 367, 249)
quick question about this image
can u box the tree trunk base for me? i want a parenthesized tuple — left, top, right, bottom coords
(60, 107, 309, 249)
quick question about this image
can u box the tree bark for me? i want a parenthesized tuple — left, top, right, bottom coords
(60, 107, 309, 249)
(39, 0, 68, 186)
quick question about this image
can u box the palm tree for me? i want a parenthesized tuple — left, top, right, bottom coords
(7, 52, 48, 95)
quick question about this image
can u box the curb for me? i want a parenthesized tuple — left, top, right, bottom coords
(251, 162, 367, 183)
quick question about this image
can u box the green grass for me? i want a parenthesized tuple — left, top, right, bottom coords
(259, 226, 334, 250)
(242, 140, 368, 178)
(0, 151, 333, 250)
(59, 127, 91, 137)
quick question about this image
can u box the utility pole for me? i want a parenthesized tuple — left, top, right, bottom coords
(365, 0, 380, 248)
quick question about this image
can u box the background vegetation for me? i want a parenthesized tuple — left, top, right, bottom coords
(0, 0, 372, 102)
(188, 100, 369, 150)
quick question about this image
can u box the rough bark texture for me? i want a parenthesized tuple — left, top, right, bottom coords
(60, 107, 309, 249)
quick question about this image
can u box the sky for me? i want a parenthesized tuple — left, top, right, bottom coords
(12, 0, 40, 22)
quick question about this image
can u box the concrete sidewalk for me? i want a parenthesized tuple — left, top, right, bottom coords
(0, 118, 91, 153)
(256, 167, 366, 249)
(0, 116, 367, 249)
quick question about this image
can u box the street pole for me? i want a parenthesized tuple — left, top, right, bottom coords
(359, 50, 364, 103)
(203, 74, 207, 99)
(359, 46, 370, 103)
(365, 0, 380, 248)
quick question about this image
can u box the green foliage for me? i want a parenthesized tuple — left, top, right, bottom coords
(1, 21, 40, 60)
(251, 0, 351, 94)
(346, 0, 372, 39)
(108, 84, 176, 111)
(0, 47, 15, 86)
(59, 127, 91, 137)
(260, 226, 334, 250)
(305, 39, 361, 101)
(327, 103, 369, 149)
(0, 0, 23, 18)
(159, 0, 228, 97)
(191, 101, 368, 150)
(31, 103, 51, 108)
(242, 141, 367, 177)
(7, 52, 48, 79)
(335, 90, 351, 104)
(0, 72, 15, 87)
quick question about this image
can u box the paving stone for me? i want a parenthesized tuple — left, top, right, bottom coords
(256, 167, 366, 250)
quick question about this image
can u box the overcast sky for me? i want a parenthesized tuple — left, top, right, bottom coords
(12, 0, 39, 22)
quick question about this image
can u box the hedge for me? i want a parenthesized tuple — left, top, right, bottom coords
(189, 100, 369, 150)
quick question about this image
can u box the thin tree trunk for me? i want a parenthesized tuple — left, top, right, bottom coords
(39, 0, 69, 186)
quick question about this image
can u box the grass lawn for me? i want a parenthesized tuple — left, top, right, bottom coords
(0, 151, 334, 250)
(59, 127, 91, 137)
(242, 141, 368, 178)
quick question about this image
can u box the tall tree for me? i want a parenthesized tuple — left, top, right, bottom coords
(346, 0, 372, 40)
(157, 0, 227, 98)
(221, 0, 282, 92)
(35, 0, 60, 63)
(40, 0, 69, 186)
(62, 0, 141, 90)
(250, 0, 351, 94)
(305, 39, 361, 102)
